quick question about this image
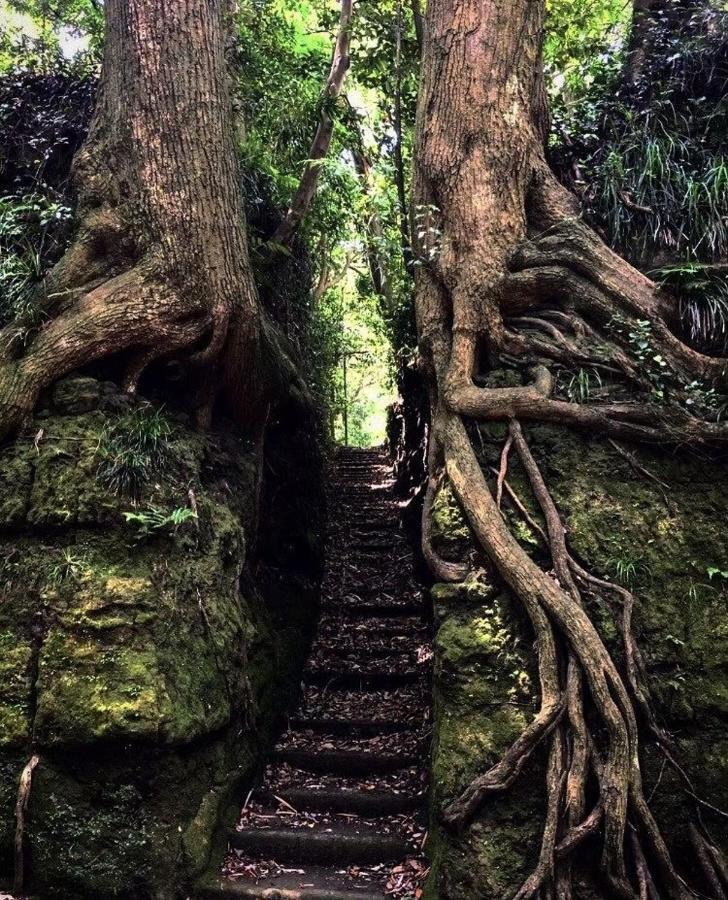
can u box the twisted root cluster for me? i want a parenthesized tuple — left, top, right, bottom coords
(425, 406, 727, 899)
(418, 179, 728, 899)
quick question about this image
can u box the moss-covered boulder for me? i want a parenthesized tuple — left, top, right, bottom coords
(0, 378, 323, 899)
(426, 423, 728, 899)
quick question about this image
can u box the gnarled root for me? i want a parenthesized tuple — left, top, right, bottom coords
(421, 428, 470, 582)
(14, 753, 40, 895)
(415, 101, 728, 899)
(445, 329, 728, 446)
(0, 266, 263, 438)
(428, 407, 722, 898)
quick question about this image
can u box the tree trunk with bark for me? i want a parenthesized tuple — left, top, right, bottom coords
(351, 138, 396, 315)
(270, 0, 354, 249)
(624, 0, 661, 87)
(0, 0, 266, 438)
(414, 1, 728, 897)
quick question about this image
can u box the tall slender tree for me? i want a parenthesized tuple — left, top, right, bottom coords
(624, 0, 661, 87)
(0, 0, 266, 437)
(414, 1, 728, 896)
(270, 0, 354, 249)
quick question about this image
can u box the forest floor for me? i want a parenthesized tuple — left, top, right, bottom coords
(206, 446, 432, 899)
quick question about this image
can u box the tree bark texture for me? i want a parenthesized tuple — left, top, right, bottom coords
(0, 0, 265, 436)
(414, 2, 728, 898)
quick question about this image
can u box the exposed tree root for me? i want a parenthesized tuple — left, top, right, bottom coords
(421, 429, 470, 583)
(495, 433, 512, 509)
(435, 412, 691, 896)
(415, 202, 728, 899)
(427, 408, 727, 898)
(14, 753, 39, 895)
(412, 2, 728, 896)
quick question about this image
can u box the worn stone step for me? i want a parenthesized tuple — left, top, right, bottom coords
(335, 463, 384, 471)
(333, 529, 398, 536)
(315, 626, 426, 644)
(331, 601, 424, 618)
(317, 616, 427, 637)
(341, 553, 410, 566)
(337, 581, 418, 594)
(302, 668, 422, 689)
(296, 685, 429, 728)
(271, 748, 419, 775)
(337, 497, 390, 502)
(336, 521, 396, 529)
(199, 873, 384, 900)
(346, 536, 401, 547)
(316, 645, 416, 661)
(228, 826, 409, 866)
(339, 520, 397, 531)
(342, 507, 396, 515)
(316, 624, 423, 643)
(255, 786, 423, 815)
(356, 542, 405, 552)
(288, 716, 416, 736)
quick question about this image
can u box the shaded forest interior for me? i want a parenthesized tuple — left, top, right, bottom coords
(0, 1, 727, 899)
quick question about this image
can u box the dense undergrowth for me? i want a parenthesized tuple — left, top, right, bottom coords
(549, 0, 728, 353)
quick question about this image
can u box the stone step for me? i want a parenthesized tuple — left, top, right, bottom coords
(315, 645, 416, 661)
(355, 541, 405, 552)
(288, 717, 417, 736)
(335, 582, 417, 594)
(271, 748, 419, 775)
(330, 601, 424, 618)
(346, 535, 402, 546)
(336, 451, 383, 457)
(199, 873, 384, 900)
(227, 827, 409, 866)
(338, 521, 398, 532)
(334, 514, 397, 523)
(296, 686, 429, 728)
(331, 495, 383, 502)
(317, 616, 427, 637)
(341, 508, 397, 516)
(339, 553, 411, 566)
(255, 787, 423, 815)
(302, 668, 422, 690)
(336, 464, 382, 469)
(335, 464, 384, 472)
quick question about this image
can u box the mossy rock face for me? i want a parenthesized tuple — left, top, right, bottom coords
(427, 424, 728, 899)
(0, 380, 323, 899)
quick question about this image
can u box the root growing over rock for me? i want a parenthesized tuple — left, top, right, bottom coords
(413, 5, 728, 895)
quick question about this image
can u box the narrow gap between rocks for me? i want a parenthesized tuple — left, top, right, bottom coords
(209, 447, 432, 900)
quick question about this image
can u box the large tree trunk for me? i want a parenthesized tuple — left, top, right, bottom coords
(0, 0, 264, 437)
(414, 2, 728, 897)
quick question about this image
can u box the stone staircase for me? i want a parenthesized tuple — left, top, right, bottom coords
(199, 447, 432, 899)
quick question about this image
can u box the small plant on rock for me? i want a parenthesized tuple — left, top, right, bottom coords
(123, 505, 196, 539)
(47, 549, 88, 585)
(96, 404, 172, 498)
